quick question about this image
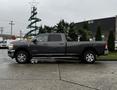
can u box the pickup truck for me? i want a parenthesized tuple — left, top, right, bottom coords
(8, 33, 108, 64)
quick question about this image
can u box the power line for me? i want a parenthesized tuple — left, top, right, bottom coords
(9, 21, 15, 36)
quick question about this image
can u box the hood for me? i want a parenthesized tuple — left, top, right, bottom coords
(11, 40, 31, 46)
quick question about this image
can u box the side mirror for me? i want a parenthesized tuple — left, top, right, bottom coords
(32, 39, 37, 44)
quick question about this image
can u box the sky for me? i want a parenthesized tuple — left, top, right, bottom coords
(0, 0, 117, 35)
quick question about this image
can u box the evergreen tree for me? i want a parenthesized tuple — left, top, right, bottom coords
(95, 26, 102, 41)
(77, 22, 92, 41)
(78, 28, 88, 41)
(25, 6, 41, 37)
(39, 26, 46, 33)
(68, 23, 77, 41)
(43, 25, 53, 33)
(108, 31, 115, 51)
(55, 20, 69, 33)
(83, 22, 89, 30)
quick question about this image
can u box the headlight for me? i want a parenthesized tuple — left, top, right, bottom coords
(8, 44, 14, 49)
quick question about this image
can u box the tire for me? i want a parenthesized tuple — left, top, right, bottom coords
(15, 51, 30, 64)
(83, 51, 96, 64)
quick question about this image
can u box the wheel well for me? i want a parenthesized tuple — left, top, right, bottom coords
(82, 47, 97, 55)
(14, 48, 31, 58)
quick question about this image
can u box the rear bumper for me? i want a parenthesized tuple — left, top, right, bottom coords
(8, 50, 15, 58)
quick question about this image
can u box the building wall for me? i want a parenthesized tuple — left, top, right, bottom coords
(74, 17, 116, 40)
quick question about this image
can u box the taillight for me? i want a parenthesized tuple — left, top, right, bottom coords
(105, 43, 108, 49)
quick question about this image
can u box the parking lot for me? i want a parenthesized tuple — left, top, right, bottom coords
(0, 49, 117, 90)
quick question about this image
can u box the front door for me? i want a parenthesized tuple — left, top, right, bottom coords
(45, 34, 65, 55)
(30, 34, 48, 55)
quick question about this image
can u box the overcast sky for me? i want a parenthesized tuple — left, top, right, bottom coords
(0, 0, 117, 35)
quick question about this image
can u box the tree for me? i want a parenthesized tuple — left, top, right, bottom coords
(77, 22, 92, 41)
(25, 6, 41, 37)
(55, 20, 69, 34)
(83, 22, 89, 30)
(108, 31, 115, 51)
(68, 23, 77, 41)
(67, 22, 92, 41)
(43, 25, 53, 33)
(39, 26, 46, 34)
(78, 28, 88, 41)
(95, 26, 102, 41)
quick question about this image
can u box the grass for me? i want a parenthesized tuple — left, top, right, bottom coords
(98, 52, 117, 60)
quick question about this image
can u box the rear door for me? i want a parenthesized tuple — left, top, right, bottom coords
(46, 34, 65, 55)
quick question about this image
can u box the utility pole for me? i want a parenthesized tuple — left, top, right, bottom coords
(9, 21, 15, 36)
(20, 30, 22, 40)
(0, 27, 3, 35)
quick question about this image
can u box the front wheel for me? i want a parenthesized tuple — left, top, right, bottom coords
(83, 51, 96, 64)
(15, 51, 30, 64)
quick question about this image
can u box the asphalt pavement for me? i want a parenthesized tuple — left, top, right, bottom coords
(0, 49, 117, 90)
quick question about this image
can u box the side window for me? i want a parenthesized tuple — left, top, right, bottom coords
(37, 35, 48, 42)
(48, 35, 62, 42)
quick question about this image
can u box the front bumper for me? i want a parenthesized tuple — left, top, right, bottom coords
(8, 50, 15, 58)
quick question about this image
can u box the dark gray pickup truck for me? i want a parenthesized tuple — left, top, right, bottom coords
(8, 33, 108, 64)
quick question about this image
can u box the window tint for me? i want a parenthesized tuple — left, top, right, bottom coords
(48, 35, 62, 41)
(37, 35, 48, 42)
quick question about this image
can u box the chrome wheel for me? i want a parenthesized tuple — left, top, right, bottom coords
(15, 51, 30, 64)
(17, 53, 26, 63)
(83, 51, 96, 64)
(86, 53, 94, 62)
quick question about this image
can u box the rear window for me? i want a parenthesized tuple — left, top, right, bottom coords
(48, 35, 62, 41)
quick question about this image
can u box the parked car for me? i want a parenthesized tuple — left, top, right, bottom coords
(0, 41, 7, 48)
(8, 33, 108, 64)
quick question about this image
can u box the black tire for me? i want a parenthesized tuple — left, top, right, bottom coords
(15, 51, 31, 64)
(83, 51, 96, 64)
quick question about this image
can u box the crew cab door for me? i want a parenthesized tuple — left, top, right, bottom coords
(31, 34, 48, 54)
(31, 34, 65, 55)
(46, 34, 65, 55)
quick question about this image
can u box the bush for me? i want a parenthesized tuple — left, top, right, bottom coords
(95, 26, 102, 41)
(108, 31, 115, 51)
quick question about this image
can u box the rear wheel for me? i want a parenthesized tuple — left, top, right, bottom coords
(82, 51, 96, 64)
(15, 51, 31, 64)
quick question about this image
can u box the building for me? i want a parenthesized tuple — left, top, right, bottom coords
(0, 34, 16, 40)
(74, 16, 117, 41)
